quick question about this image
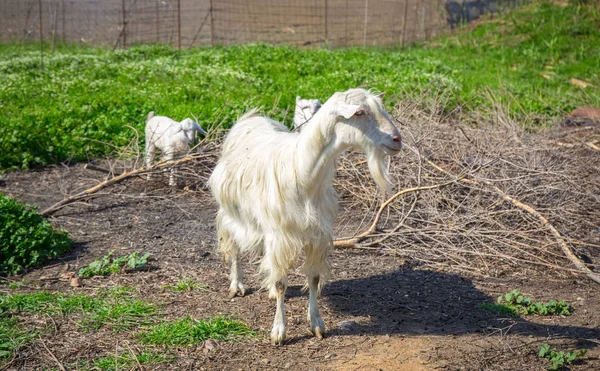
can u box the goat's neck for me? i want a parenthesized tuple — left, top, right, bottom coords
(295, 115, 348, 193)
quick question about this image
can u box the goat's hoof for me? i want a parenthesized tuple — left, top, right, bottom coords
(228, 283, 246, 298)
(268, 286, 277, 300)
(270, 324, 287, 345)
(309, 317, 325, 340)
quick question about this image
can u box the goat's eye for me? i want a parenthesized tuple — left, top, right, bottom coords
(355, 109, 365, 117)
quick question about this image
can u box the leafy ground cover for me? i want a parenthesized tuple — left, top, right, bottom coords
(0, 194, 72, 275)
(0, 2, 598, 170)
(481, 289, 573, 316)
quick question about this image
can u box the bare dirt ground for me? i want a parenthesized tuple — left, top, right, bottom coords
(1, 150, 599, 370)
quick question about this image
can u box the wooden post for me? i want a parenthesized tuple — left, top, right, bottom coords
(345, 0, 349, 46)
(38, 0, 43, 69)
(122, 0, 126, 48)
(177, 0, 181, 49)
(324, 0, 328, 47)
(61, 0, 65, 42)
(156, 0, 159, 42)
(401, 0, 409, 47)
(363, 0, 368, 48)
(209, 0, 214, 46)
(51, 0, 58, 53)
(420, 0, 426, 41)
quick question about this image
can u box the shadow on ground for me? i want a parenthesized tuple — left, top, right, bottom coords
(323, 267, 599, 347)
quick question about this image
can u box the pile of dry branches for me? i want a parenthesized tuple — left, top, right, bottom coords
(334, 95, 600, 282)
(43, 96, 600, 283)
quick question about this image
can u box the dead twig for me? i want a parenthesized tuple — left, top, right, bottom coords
(41, 154, 210, 217)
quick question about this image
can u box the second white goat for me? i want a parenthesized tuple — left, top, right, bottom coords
(145, 112, 207, 186)
(293, 96, 322, 130)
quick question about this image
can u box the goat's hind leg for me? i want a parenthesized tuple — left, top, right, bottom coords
(217, 214, 245, 298)
(307, 275, 325, 339)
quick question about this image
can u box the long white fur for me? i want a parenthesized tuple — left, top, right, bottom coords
(144, 112, 207, 186)
(208, 88, 402, 345)
(293, 96, 322, 130)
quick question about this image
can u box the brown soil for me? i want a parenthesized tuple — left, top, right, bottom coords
(1, 161, 599, 371)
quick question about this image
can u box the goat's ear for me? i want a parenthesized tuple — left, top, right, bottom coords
(377, 92, 386, 100)
(193, 122, 208, 136)
(334, 104, 361, 119)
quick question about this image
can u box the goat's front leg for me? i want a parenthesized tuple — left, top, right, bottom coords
(271, 279, 287, 345)
(145, 143, 155, 180)
(163, 151, 177, 187)
(307, 275, 325, 339)
(228, 253, 246, 298)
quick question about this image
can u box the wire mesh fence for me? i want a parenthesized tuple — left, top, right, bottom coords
(0, 0, 529, 49)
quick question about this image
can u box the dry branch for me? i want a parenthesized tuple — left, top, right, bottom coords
(41, 154, 209, 217)
(425, 158, 600, 285)
(334, 181, 459, 247)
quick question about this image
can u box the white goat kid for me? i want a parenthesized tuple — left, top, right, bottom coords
(145, 112, 207, 186)
(208, 88, 402, 345)
(293, 96, 322, 130)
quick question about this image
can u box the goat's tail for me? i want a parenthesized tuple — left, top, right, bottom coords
(146, 111, 155, 123)
(237, 108, 260, 122)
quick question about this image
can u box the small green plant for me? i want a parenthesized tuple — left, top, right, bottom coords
(78, 251, 150, 278)
(539, 343, 588, 370)
(84, 350, 174, 371)
(163, 278, 206, 292)
(0, 194, 72, 275)
(481, 290, 572, 316)
(0, 287, 157, 332)
(140, 316, 255, 346)
(0, 317, 36, 361)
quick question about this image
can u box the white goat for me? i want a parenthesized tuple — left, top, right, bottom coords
(145, 112, 207, 186)
(208, 88, 402, 345)
(293, 96, 322, 130)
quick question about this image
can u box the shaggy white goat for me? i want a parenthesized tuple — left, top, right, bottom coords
(208, 88, 402, 345)
(145, 112, 207, 186)
(293, 96, 322, 130)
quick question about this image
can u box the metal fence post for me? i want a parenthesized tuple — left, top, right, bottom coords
(209, 0, 214, 46)
(122, 0, 127, 48)
(363, 0, 368, 48)
(324, 0, 328, 47)
(38, 0, 43, 69)
(177, 0, 181, 49)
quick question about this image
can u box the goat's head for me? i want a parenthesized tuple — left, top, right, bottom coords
(180, 118, 208, 143)
(329, 88, 402, 193)
(296, 96, 322, 118)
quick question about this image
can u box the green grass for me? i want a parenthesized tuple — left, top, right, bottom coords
(82, 351, 174, 371)
(163, 278, 207, 292)
(0, 317, 37, 361)
(481, 289, 573, 316)
(0, 287, 157, 332)
(1, 1, 598, 170)
(140, 316, 256, 346)
(78, 251, 150, 278)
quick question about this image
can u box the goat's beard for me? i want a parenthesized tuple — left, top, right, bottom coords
(366, 148, 392, 196)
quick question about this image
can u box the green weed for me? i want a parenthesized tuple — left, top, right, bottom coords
(0, 194, 72, 275)
(0, 317, 36, 361)
(78, 251, 150, 278)
(0, 2, 598, 170)
(539, 343, 588, 370)
(481, 290, 572, 316)
(83, 351, 174, 371)
(163, 278, 206, 292)
(140, 316, 255, 346)
(0, 287, 157, 332)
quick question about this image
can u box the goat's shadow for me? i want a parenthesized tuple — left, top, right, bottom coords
(320, 267, 599, 346)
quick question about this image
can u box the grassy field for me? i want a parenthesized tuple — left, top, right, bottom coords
(0, 1, 598, 170)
